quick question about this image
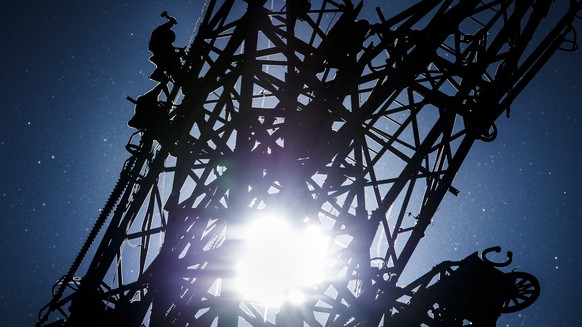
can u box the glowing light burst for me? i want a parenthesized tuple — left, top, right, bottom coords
(235, 216, 329, 306)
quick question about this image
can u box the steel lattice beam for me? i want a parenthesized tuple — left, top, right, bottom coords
(37, 1, 581, 326)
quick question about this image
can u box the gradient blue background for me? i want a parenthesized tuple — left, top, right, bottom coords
(1, 1, 580, 326)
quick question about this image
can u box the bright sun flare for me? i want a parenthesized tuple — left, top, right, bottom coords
(236, 216, 328, 306)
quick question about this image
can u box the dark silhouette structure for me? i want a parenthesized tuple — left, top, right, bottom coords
(37, 1, 580, 326)
(148, 11, 186, 84)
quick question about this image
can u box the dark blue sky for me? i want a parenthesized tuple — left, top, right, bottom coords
(1, 1, 581, 326)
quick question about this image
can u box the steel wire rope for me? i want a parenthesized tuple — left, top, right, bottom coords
(188, 0, 211, 47)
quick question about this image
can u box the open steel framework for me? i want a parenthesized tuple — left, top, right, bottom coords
(37, 0, 581, 326)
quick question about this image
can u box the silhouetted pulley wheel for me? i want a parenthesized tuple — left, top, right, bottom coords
(500, 271, 540, 313)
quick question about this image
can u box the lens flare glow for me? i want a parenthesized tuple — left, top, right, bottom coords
(236, 216, 328, 306)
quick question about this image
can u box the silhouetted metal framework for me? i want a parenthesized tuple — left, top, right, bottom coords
(37, 0, 580, 326)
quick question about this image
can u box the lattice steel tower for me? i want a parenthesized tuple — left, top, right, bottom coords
(37, 1, 581, 326)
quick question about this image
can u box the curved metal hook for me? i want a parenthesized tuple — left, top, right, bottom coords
(479, 123, 498, 142)
(482, 246, 513, 267)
